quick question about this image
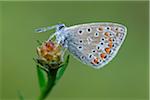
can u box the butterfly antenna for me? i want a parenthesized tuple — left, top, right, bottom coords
(35, 25, 57, 33)
(35, 25, 58, 41)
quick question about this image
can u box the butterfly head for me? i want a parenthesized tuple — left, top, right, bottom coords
(56, 24, 66, 31)
(55, 24, 69, 48)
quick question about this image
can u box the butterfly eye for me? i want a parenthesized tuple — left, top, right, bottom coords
(94, 32, 99, 37)
(58, 25, 65, 30)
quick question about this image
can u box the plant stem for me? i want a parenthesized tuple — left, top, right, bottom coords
(39, 68, 58, 100)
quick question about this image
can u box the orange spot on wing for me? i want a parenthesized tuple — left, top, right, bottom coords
(105, 32, 110, 37)
(108, 43, 113, 48)
(108, 38, 113, 48)
(109, 38, 113, 42)
(105, 48, 111, 54)
(100, 53, 106, 59)
(91, 58, 99, 65)
(94, 58, 99, 63)
(99, 27, 103, 31)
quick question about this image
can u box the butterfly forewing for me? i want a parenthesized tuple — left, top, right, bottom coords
(64, 23, 127, 69)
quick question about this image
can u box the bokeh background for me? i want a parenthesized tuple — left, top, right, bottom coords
(0, 1, 149, 100)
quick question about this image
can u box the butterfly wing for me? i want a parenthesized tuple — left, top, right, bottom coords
(63, 22, 127, 69)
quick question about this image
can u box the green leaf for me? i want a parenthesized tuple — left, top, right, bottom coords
(56, 55, 70, 81)
(36, 64, 47, 93)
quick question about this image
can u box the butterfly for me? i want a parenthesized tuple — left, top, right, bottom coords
(35, 22, 127, 69)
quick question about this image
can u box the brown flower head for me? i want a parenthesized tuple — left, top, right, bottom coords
(36, 40, 63, 69)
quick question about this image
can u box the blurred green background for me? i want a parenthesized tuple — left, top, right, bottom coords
(0, 1, 149, 100)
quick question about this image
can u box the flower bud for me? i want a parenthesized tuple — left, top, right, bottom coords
(36, 40, 63, 69)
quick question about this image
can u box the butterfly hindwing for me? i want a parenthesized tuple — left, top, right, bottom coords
(64, 23, 127, 69)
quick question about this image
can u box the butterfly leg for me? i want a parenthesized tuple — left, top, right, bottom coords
(61, 48, 67, 62)
(47, 33, 56, 41)
(35, 25, 57, 41)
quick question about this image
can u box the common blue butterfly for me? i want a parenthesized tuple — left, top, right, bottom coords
(35, 22, 127, 69)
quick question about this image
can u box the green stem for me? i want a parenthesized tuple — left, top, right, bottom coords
(39, 68, 58, 100)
